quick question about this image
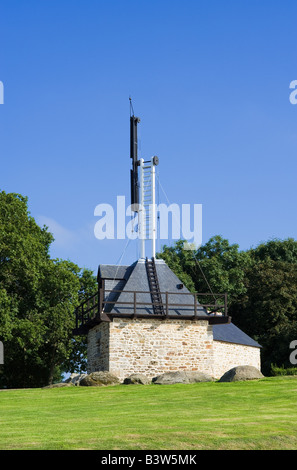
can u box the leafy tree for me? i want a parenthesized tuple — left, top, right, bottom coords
(229, 259, 297, 375)
(0, 191, 95, 387)
(194, 236, 252, 303)
(250, 238, 297, 264)
(250, 238, 297, 263)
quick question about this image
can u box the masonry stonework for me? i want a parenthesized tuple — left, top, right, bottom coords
(87, 318, 261, 381)
(212, 340, 261, 379)
(87, 322, 110, 373)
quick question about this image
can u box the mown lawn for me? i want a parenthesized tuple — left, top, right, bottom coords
(0, 376, 297, 450)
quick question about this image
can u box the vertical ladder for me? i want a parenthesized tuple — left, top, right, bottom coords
(145, 257, 165, 315)
(138, 157, 157, 259)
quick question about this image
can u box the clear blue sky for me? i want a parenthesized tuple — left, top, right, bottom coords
(0, 0, 296, 273)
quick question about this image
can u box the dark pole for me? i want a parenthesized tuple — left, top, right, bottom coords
(130, 112, 140, 209)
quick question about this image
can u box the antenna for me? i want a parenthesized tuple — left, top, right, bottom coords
(129, 98, 140, 210)
(129, 96, 134, 117)
(128, 100, 159, 259)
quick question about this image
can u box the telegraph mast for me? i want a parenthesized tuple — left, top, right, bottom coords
(129, 101, 158, 259)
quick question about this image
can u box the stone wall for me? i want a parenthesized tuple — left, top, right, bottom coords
(87, 322, 110, 373)
(212, 340, 261, 379)
(87, 318, 261, 381)
(88, 318, 214, 380)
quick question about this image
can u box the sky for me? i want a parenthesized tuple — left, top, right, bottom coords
(0, 0, 297, 274)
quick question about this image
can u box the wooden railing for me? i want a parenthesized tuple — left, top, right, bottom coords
(74, 289, 228, 332)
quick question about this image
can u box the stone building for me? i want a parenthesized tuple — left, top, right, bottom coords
(73, 112, 261, 380)
(74, 257, 261, 381)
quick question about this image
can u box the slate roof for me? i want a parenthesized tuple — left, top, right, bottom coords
(100, 258, 207, 317)
(213, 323, 262, 348)
(98, 263, 136, 281)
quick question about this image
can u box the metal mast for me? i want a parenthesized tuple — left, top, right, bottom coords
(130, 113, 140, 210)
(129, 103, 158, 259)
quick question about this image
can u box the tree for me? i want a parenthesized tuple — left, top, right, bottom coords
(250, 238, 297, 264)
(0, 191, 95, 387)
(194, 236, 252, 303)
(229, 259, 297, 374)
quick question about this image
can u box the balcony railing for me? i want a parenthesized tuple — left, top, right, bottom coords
(74, 289, 228, 333)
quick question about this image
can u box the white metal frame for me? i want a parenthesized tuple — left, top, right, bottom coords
(138, 157, 157, 259)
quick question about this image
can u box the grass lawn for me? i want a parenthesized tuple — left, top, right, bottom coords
(0, 376, 297, 450)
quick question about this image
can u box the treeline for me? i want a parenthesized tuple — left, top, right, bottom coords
(157, 237, 297, 375)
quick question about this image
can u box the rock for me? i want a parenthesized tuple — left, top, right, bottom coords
(219, 365, 264, 382)
(123, 374, 151, 385)
(64, 373, 87, 386)
(79, 371, 120, 387)
(153, 370, 214, 385)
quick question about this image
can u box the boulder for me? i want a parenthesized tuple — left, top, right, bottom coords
(153, 370, 214, 385)
(79, 371, 120, 387)
(123, 373, 151, 385)
(219, 365, 264, 382)
(64, 373, 87, 386)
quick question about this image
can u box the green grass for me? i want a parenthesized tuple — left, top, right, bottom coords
(1, 377, 297, 450)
